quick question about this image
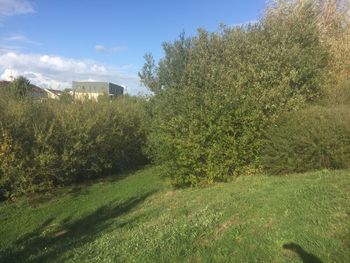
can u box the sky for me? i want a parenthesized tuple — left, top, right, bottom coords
(0, 0, 266, 95)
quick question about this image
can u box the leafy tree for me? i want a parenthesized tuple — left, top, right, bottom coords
(139, 53, 160, 94)
(10, 76, 32, 99)
(140, 1, 331, 186)
(265, 0, 350, 104)
(139, 32, 192, 94)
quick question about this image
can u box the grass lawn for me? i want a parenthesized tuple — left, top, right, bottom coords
(0, 166, 349, 262)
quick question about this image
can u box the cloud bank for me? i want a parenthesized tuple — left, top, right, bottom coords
(0, 52, 146, 95)
(1, 33, 41, 45)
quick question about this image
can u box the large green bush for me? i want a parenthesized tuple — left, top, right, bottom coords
(0, 88, 148, 199)
(262, 105, 350, 174)
(140, 3, 330, 186)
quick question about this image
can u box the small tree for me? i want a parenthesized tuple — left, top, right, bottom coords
(138, 53, 160, 94)
(10, 76, 31, 99)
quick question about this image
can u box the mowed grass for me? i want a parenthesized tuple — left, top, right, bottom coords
(0, 166, 349, 262)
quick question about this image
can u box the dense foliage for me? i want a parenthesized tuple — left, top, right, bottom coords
(0, 88, 148, 199)
(1, 0, 350, 197)
(140, 0, 345, 185)
(262, 105, 350, 174)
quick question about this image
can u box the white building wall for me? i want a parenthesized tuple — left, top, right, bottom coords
(74, 92, 102, 101)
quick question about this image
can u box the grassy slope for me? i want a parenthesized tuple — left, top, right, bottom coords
(0, 166, 349, 262)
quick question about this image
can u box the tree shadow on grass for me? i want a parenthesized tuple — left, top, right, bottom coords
(25, 166, 149, 206)
(283, 242, 323, 263)
(0, 191, 156, 263)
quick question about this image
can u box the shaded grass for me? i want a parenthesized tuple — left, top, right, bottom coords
(0, 167, 349, 262)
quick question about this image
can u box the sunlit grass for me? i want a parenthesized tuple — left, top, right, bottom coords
(0, 166, 349, 262)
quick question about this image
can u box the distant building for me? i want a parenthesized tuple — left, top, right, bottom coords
(0, 80, 51, 99)
(72, 81, 124, 101)
(0, 80, 11, 88)
(31, 86, 48, 99)
(44, 88, 63, 100)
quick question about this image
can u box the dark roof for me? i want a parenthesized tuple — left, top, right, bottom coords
(31, 86, 46, 93)
(0, 80, 44, 93)
(0, 80, 11, 87)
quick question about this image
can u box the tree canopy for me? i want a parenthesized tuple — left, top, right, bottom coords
(139, 0, 349, 186)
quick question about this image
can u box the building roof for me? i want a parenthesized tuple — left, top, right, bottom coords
(0, 80, 46, 93)
(31, 86, 46, 93)
(0, 80, 11, 88)
(45, 88, 63, 96)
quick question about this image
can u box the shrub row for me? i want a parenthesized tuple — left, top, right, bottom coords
(262, 105, 350, 174)
(0, 93, 148, 199)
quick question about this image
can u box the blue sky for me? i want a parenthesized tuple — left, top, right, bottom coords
(0, 0, 266, 94)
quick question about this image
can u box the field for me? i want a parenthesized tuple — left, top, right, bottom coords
(0, 166, 349, 262)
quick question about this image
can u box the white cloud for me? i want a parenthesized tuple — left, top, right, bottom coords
(1, 68, 19, 80)
(0, 0, 34, 18)
(4, 34, 26, 41)
(95, 44, 126, 54)
(0, 52, 146, 95)
(0, 44, 22, 53)
(2, 33, 41, 45)
(0, 34, 40, 53)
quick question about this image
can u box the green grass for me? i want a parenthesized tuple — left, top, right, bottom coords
(0, 166, 349, 262)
